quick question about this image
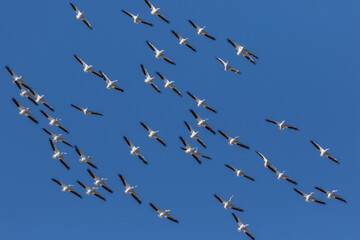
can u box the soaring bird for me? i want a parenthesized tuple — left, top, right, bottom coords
(179, 136, 211, 164)
(171, 30, 196, 52)
(5, 65, 31, 88)
(140, 122, 166, 146)
(190, 109, 216, 134)
(87, 169, 113, 193)
(224, 164, 255, 181)
(227, 38, 258, 64)
(187, 92, 217, 113)
(140, 64, 161, 93)
(310, 140, 339, 164)
(255, 151, 277, 173)
(99, 71, 124, 92)
(293, 188, 326, 205)
(232, 213, 255, 240)
(314, 187, 347, 203)
(74, 146, 97, 169)
(51, 178, 82, 199)
(40, 110, 68, 133)
(12, 98, 38, 124)
(121, 10, 153, 26)
(146, 41, 175, 65)
(265, 119, 298, 131)
(184, 121, 206, 148)
(156, 72, 182, 96)
(215, 57, 241, 74)
(214, 194, 243, 212)
(188, 20, 215, 40)
(77, 181, 106, 201)
(123, 136, 148, 165)
(73, 54, 101, 77)
(71, 104, 103, 116)
(69, 3, 93, 30)
(14, 82, 38, 106)
(144, 0, 169, 23)
(218, 130, 249, 149)
(42, 128, 72, 147)
(49, 139, 70, 170)
(149, 203, 179, 223)
(118, 174, 142, 204)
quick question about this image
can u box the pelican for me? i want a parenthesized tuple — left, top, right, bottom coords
(227, 38, 258, 64)
(265, 119, 298, 131)
(73, 54, 101, 77)
(315, 187, 347, 203)
(184, 121, 206, 148)
(255, 151, 276, 173)
(146, 41, 176, 65)
(118, 174, 141, 204)
(224, 164, 255, 181)
(171, 30, 196, 52)
(5, 65, 31, 88)
(51, 178, 82, 199)
(49, 139, 70, 170)
(77, 181, 106, 201)
(40, 110, 68, 133)
(14, 82, 38, 106)
(294, 188, 326, 204)
(70, 104, 103, 116)
(232, 213, 255, 240)
(42, 128, 72, 147)
(156, 72, 182, 96)
(218, 130, 249, 149)
(190, 109, 216, 134)
(310, 141, 339, 164)
(179, 136, 211, 164)
(12, 98, 38, 124)
(99, 70, 124, 92)
(87, 169, 112, 193)
(140, 122, 166, 146)
(121, 10, 153, 26)
(140, 64, 161, 93)
(69, 3, 93, 30)
(74, 146, 97, 169)
(187, 92, 217, 113)
(215, 57, 241, 74)
(149, 203, 179, 223)
(24, 86, 54, 111)
(214, 194, 243, 212)
(144, 0, 169, 23)
(273, 168, 297, 185)
(123, 136, 148, 165)
(188, 20, 215, 40)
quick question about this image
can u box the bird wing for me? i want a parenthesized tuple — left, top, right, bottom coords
(334, 194, 347, 203)
(71, 104, 84, 112)
(140, 64, 150, 77)
(284, 175, 297, 185)
(245, 229, 255, 240)
(186, 91, 199, 101)
(90, 69, 102, 77)
(155, 136, 166, 146)
(204, 123, 216, 134)
(130, 192, 142, 204)
(165, 214, 179, 223)
(73, 54, 86, 67)
(102, 184, 113, 193)
(77, 180, 88, 190)
(42, 100, 54, 112)
(74, 146, 85, 157)
(157, 13, 169, 23)
(266, 119, 280, 126)
(162, 55, 176, 65)
(294, 188, 306, 197)
(144, 0, 155, 9)
(86, 160, 97, 169)
(113, 84, 124, 92)
(146, 41, 157, 52)
(170, 85, 182, 96)
(149, 203, 161, 213)
(88, 110, 103, 116)
(227, 38, 241, 49)
(27, 113, 38, 124)
(202, 103, 217, 113)
(229, 204, 244, 212)
(245, 49, 259, 59)
(94, 192, 106, 201)
(314, 187, 330, 194)
(311, 196, 326, 205)
(171, 30, 181, 40)
(310, 140, 321, 150)
(49, 139, 58, 153)
(255, 151, 266, 160)
(190, 109, 201, 121)
(218, 130, 231, 140)
(136, 152, 148, 165)
(82, 17, 92, 30)
(6, 65, 18, 78)
(12, 98, 24, 110)
(70, 189, 82, 199)
(196, 152, 211, 159)
(243, 173, 255, 181)
(325, 153, 339, 164)
(235, 140, 250, 149)
(42, 128, 55, 137)
(140, 122, 152, 132)
(191, 154, 202, 164)
(138, 18, 153, 26)
(203, 31, 215, 40)
(229, 66, 241, 74)
(150, 82, 161, 93)
(184, 121, 194, 132)
(51, 178, 65, 187)
(179, 136, 190, 148)
(215, 57, 226, 66)
(99, 70, 110, 83)
(122, 10, 135, 19)
(87, 169, 98, 180)
(214, 194, 226, 204)
(56, 123, 68, 133)
(155, 72, 167, 82)
(69, 3, 80, 13)
(188, 20, 200, 30)
(195, 137, 207, 148)
(123, 136, 135, 148)
(232, 213, 242, 226)
(224, 164, 238, 172)
(118, 174, 130, 188)
(40, 110, 53, 120)
(185, 42, 196, 52)
(284, 124, 299, 131)
(59, 158, 70, 170)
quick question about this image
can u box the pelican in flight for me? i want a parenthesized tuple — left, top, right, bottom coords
(218, 130, 249, 149)
(71, 104, 103, 116)
(310, 140, 339, 164)
(227, 38, 258, 64)
(294, 188, 326, 205)
(73, 54, 101, 77)
(187, 92, 217, 113)
(144, 0, 169, 23)
(40, 110, 68, 133)
(149, 203, 179, 223)
(51, 178, 82, 199)
(123, 136, 148, 165)
(255, 151, 276, 173)
(140, 122, 166, 146)
(74, 146, 97, 169)
(224, 164, 255, 181)
(232, 213, 255, 240)
(273, 168, 297, 185)
(315, 187, 347, 203)
(140, 64, 161, 93)
(121, 10, 153, 26)
(156, 72, 182, 96)
(215, 57, 241, 74)
(25, 86, 54, 111)
(5, 65, 30, 87)
(12, 98, 38, 124)
(190, 109, 216, 134)
(265, 119, 298, 131)
(179, 136, 211, 164)
(87, 169, 113, 193)
(146, 41, 175, 65)
(118, 174, 142, 204)
(184, 121, 206, 148)
(214, 194, 243, 212)
(69, 3, 93, 30)
(188, 20, 215, 40)
(42, 128, 72, 147)
(99, 71, 124, 92)
(171, 30, 196, 52)
(49, 139, 70, 170)
(77, 181, 106, 201)
(14, 82, 38, 106)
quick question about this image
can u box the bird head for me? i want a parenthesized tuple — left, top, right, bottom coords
(229, 195, 234, 201)
(69, 184, 74, 187)
(165, 210, 170, 213)
(102, 178, 108, 181)
(333, 190, 338, 193)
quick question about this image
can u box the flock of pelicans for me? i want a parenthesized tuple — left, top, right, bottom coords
(8, 1, 347, 239)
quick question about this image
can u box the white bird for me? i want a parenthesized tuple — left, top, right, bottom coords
(14, 82, 38, 106)
(77, 180, 106, 201)
(146, 41, 176, 65)
(224, 164, 255, 181)
(87, 169, 113, 193)
(51, 178, 82, 199)
(73, 54, 101, 77)
(184, 121, 206, 148)
(188, 20, 215, 40)
(255, 151, 277, 173)
(74, 146, 97, 169)
(12, 98, 38, 124)
(149, 203, 179, 223)
(71, 104, 103, 116)
(215, 57, 241, 74)
(5, 65, 31, 88)
(140, 122, 166, 146)
(265, 119, 299, 131)
(171, 30, 196, 52)
(42, 128, 72, 147)
(123, 136, 148, 165)
(118, 174, 142, 204)
(232, 213, 255, 240)
(179, 136, 211, 164)
(227, 38, 258, 64)
(140, 64, 161, 93)
(190, 109, 216, 135)
(314, 187, 347, 203)
(218, 130, 250, 149)
(99, 71, 124, 92)
(121, 10, 153, 26)
(24, 86, 54, 111)
(144, 0, 169, 23)
(49, 139, 70, 170)
(156, 72, 182, 96)
(69, 3, 93, 30)
(294, 188, 326, 205)
(214, 194, 243, 212)
(273, 168, 297, 185)
(40, 110, 68, 133)
(187, 92, 217, 113)
(310, 140, 339, 164)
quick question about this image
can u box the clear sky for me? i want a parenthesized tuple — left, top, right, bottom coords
(1, 0, 359, 239)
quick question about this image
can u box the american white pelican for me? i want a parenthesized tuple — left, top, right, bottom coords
(156, 72, 182, 96)
(49, 139, 70, 170)
(149, 203, 179, 223)
(273, 168, 297, 185)
(184, 121, 206, 148)
(73, 54, 101, 77)
(87, 169, 113, 193)
(123, 136, 148, 165)
(218, 130, 249, 149)
(144, 0, 169, 23)
(294, 188, 326, 205)
(232, 213, 255, 240)
(12, 98, 38, 124)
(121, 10, 153, 26)
(187, 92, 217, 113)
(171, 30, 196, 52)
(74, 146, 97, 169)
(146, 41, 176, 65)
(25, 86, 54, 111)
(118, 174, 141, 204)
(69, 3, 93, 30)
(140, 64, 161, 93)
(99, 71, 124, 92)
(5, 65, 30, 88)
(315, 187, 347, 203)
(190, 109, 216, 134)
(214, 194, 243, 212)
(42, 128, 72, 147)
(255, 151, 276, 173)
(265, 119, 298, 131)
(310, 141, 339, 164)
(215, 57, 241, 74)
(140, 122, 166, 146)
(51, 178, 82, 199)
(179, 136, 211, 164)
(188, 20, 215, 40)
(70, 104, 103, 116)
(40, 110, 68, 133)
(227, 39, 258, 64)
(224, 164, 255, 181)
(14, 82, 38, 106)
(77, 180, 106, 201)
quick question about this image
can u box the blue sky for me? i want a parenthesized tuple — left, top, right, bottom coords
(1, 0, 359, 239)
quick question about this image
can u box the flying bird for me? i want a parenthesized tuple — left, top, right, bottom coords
(14, 82, 38, 106)
(146, 41, 175, 65)
(42, 128, 72, 147)
(156, 72, 182, 96)
(188, 20, 215, 40)
(144, 0, 169, 23)
(69, 3, 93, 30)
(121, 10, 153, 26)
(140, 122, 166, 146)
(265, 119, 298, 131)
(49, 139, 70, 170)
(255, 151, 277, 173)
(214, 194, 243, 212)
(179, 136, 211, 164)
(224, 164, 255, 181)
(99, 70, 124, 92)
(73, 54, 101, 77)
(215, 57, 241, 74)
(190, 109, 216, 134)
(70, 104, 103, 116)
(5, 65, 31, 88)
(40, 110, 68, 133)
(77, 180, 106, 201)
(74, 146, 97, 169)
(123, 136, 148, 165)
(232, 213, 255, 240)
(51, 178, 82, 199)
(140, 64, 161, 93)
(24, 86, 54, 111)
(187, 92, 217, 113)
(118, 174, 142, 204)
(87, 169, 113, 193)
(272, 168, 297, 185)
(310, 140, 339, 164)
(149, 203, 179, 223)
(184, 121, 206, 148)
(171, 30, 196, 52)
(12, 98, 38, 124)
(293, 188, 326, 205)
(227, 38, 258, 64)
(218, 130, 250, 149)
(314, 187, 347, 203)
